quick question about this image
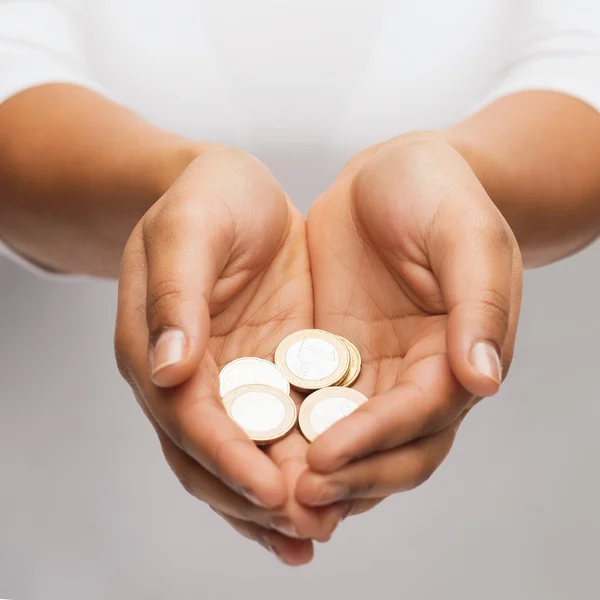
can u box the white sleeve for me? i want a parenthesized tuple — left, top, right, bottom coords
(482, 0, 600, 112)
(0, 0, 106, 104)
(0, 0, 105, 278)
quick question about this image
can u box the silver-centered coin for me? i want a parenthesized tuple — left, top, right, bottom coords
(222, 384, 297, 445)
(299, 387, 368, 442)
(274, 330, 350, 391)
(219, 357, 290, 398)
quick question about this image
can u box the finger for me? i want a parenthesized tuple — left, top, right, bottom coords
(214, 509, 315, 566)
(307, 350, 471, 473)
(153, 359, 288, 509)
(117, 248, 287, 509)
(143, 167, 236, 387)
(298, 425, 457, 506)
(429, 188, 519, 398)
(160, 433, 285, 528)
(265, 406, 348, 541)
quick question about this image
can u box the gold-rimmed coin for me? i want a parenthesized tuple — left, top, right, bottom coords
(274, 329, 350, 391)
(222, 384, 297, 445)
(219, 357, 290, 398)
(335, 336, 361, 387)
(299, 387, 368, 442)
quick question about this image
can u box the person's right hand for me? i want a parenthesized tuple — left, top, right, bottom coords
(115, 148, 343, 565)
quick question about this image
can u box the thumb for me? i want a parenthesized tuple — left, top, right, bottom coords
(429, 202, 518, 398)
(143, 187, 234, 389)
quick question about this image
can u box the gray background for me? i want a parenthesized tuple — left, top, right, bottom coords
(1, 180, 599, 598)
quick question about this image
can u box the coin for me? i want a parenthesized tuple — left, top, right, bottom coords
(274, 329, 350, 391)
(298, 387, 368, 442)
(219, 357, 290, 398)
(335, 336, 361, 387)
(222, 384, 297, 445)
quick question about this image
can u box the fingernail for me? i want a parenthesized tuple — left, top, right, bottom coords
(269, 545, 288, 564)
(256, 534, 274, 553)
(151, 329, 186, 377)
(270, 517, 300, 538)
(470, 341, 502, 384)
(257, 535, 288, 563)
(241, 487, 270, 509)
(310, 483, 349, 507)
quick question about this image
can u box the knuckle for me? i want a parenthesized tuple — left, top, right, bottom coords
(146, 279, 187, 336)
(475, 288, 511, 335)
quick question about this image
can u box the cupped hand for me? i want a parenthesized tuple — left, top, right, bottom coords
(115, 148, 343, 566)
(297, 133, 523, 515)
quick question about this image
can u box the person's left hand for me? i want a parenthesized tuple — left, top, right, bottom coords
(296, 132, 523, 516)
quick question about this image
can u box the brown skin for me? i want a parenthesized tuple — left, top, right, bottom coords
(1, 84, 600, 564)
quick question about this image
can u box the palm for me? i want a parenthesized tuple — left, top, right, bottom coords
(209, 206, 311, 364)
(309, 179, 451, 403)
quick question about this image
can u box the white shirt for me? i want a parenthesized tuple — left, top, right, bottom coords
(1, 0, 600, 274)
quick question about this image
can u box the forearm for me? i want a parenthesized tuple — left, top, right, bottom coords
(443, 91, 600, 268)
(0, 84, 208, 278)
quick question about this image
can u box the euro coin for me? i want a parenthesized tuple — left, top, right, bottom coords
(335, 336, 361, 387)
(219, 357, 290, 398)
(274, 329, 350, 391)
(299, 387, 368, 442)
(222, 384, 297, 445)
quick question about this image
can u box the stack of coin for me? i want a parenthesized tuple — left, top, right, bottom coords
(274, 329, 361, 391)
(219, 329, 366, 445)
